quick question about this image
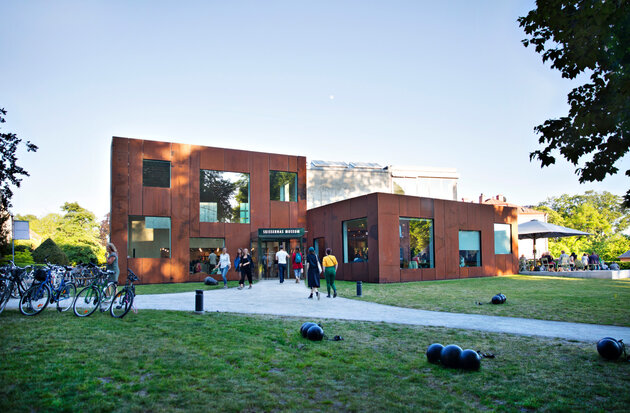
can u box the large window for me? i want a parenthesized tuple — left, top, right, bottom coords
(128, 216, 171, 258)
(343, 218, 368, 263)
(494, 223, 512, 254)
(400, 218, 434, 269)
(190, 238, 224, 274)
(270, 171, 297, 202)
(200, 170, 250, 223)
(143, 160, 171, 188)
(459, 230, 481, 267)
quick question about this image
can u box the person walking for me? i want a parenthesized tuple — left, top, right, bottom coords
(276, 246, 289, 283)
(208, 249, 218, 273)
(234, 248, 243, 284)
(292, 246, 303, 283)
(305, 247, 321, 300)
(219, 248, 231, 289)
(322, 248, 338, 298)
(106, 242, 120, 287)
(238, 248, 253, 289)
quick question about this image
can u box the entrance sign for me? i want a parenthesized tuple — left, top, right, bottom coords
(258, 228, 304, 239)
(13, 221, 30, 240)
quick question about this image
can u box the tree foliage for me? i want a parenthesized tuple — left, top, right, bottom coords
(536, 191, 630, 260)
(32, 238, 69, 265)
(0, 108, 38, 248)
(519, 1, 630, 206)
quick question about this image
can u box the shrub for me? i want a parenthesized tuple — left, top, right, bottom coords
(32, 238, 69, 265)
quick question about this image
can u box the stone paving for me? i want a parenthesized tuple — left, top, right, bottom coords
(130, 279, 630, 343)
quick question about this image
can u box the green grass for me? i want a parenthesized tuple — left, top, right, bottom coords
(1, 310, 628, 412)
(135, 280, 254, 295)
(333, 275, 630, 327)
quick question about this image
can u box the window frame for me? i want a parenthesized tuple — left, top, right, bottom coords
(142, 159, 171, 188)
(458, 230, 481, 268)
(269, 170, 298, 202)
(199, 169, 250, 224)
(342, 218, 369, 263)
(493, 223, 512, 255)
(128, 216, 172, 259)
(399, 217, 435, 269)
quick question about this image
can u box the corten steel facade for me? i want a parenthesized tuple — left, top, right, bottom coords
(111, 137, 307, 284)
(306, 193, 518, 283)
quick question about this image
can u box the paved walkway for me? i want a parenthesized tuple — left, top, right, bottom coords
(131, 280, 630, 343)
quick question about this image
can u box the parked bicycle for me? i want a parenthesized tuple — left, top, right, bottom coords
(0, 262, 33, 314)
(19, 261, 77, 316)
(73, 264, 117, 317)
(110, 268, 138, 318)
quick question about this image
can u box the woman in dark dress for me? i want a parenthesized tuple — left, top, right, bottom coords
(238, 248, 253, 290)
(306, 247, 321, 300)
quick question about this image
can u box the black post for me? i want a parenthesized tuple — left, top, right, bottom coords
(195, 289, 204, 314)
(356, 281, 362, 296)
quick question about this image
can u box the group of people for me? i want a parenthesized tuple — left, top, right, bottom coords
(521, 250, 620, 271)
(216, 245, 340, 299)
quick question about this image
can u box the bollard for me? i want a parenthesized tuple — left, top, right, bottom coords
(195, 289, 204, 314)
(356, 281, 362, 296)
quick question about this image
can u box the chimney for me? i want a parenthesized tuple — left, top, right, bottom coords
(479, 193, 484, 203)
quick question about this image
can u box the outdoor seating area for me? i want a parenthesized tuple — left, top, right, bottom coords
(520, 268, 630, 280)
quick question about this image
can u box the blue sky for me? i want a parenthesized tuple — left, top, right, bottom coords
(1, 0, 628, 219)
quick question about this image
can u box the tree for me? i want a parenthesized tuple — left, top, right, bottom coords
(32, 238, 69, 265)
(54, 202, 105, 264)
(99, 213, 110, 246)
(536, 191, 630, 260)
(518, 1, 630, 206)
(0, 108, 38, 248)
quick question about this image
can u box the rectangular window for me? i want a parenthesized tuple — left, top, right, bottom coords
(343, 218, 368, 263)
(143, 159, 171, 188)
(459, 230, 481, 267)
(200, 170, 250, 223)
(399, 218, 434, 269)
(189, 238, 225, 274)
(128, 216, 171, 258)
(270, 171, 297, 202)
(494, 223, 512, 254)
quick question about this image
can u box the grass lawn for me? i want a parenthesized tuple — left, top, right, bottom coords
(1, 310, 629, 412)
(333, 275, 630, 327)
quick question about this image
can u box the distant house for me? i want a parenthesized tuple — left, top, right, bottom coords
(478, 194, 548, 259)
(618, 250, 630, 262)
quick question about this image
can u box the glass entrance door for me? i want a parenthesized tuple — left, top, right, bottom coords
(258, 239, 302, 279)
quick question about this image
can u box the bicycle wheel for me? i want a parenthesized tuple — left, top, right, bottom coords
(0, 281, 11, 314)
(19, 284, 51, 316)
(110, 289, 133, 318)
(56, 282, 77, 312)
(73, 286, 100, 317)
(100, 282, 117, 312)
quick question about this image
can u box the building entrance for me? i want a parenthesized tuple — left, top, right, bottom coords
(253, 228, 305, 280)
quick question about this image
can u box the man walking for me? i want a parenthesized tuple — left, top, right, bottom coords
(276, 246, 289, 283)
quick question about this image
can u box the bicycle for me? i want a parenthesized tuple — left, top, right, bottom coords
(19, 262, 77, 316)
(0, 262, 33, 314)
(73, 264, 117, 317)
(110, 268, 139, 318)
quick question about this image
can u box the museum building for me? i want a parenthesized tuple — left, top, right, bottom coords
(111, 137, 518, 284)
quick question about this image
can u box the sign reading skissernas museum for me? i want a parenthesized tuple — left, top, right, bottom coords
(258, 228, 305, 238)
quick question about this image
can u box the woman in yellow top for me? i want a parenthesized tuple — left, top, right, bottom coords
(322, 248, 338, 298)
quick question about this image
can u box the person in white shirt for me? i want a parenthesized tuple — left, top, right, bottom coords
(275, 246, 289, 283)
(219, 248, 231, 289)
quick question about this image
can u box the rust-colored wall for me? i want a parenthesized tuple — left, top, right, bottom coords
(306, 193, 518, 283)
(111, 137, 307, 284)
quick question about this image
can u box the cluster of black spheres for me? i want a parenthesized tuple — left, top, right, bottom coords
(491, 293, 507, 304)
(300, 322, 324, 341)
(596, 337, 625, 360)
(426, 343, 481, 370)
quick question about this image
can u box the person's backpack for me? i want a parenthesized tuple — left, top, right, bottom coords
(295, 253, 302, 263)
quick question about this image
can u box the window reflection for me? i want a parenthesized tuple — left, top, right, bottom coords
(200, 170, 250, 223)
(343, 218, 368, 263)
(400, 218, 434, 269)
(459, 230, 481, 267)
(270, 171, 297, 202)
(128, 216, 171, 258)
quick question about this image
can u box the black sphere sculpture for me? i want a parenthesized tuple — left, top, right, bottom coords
(499, 293, 507, 303)
(300, 322, 316, 338)
(307, 325, 324, 341)
(459, 349, 482, 370)
(596, 337, 624, 360)
(491, 295, 502, 305)
(440, 344, 463, 368)
(426, 343, 444, 364)
(204, 276, 218, 286)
